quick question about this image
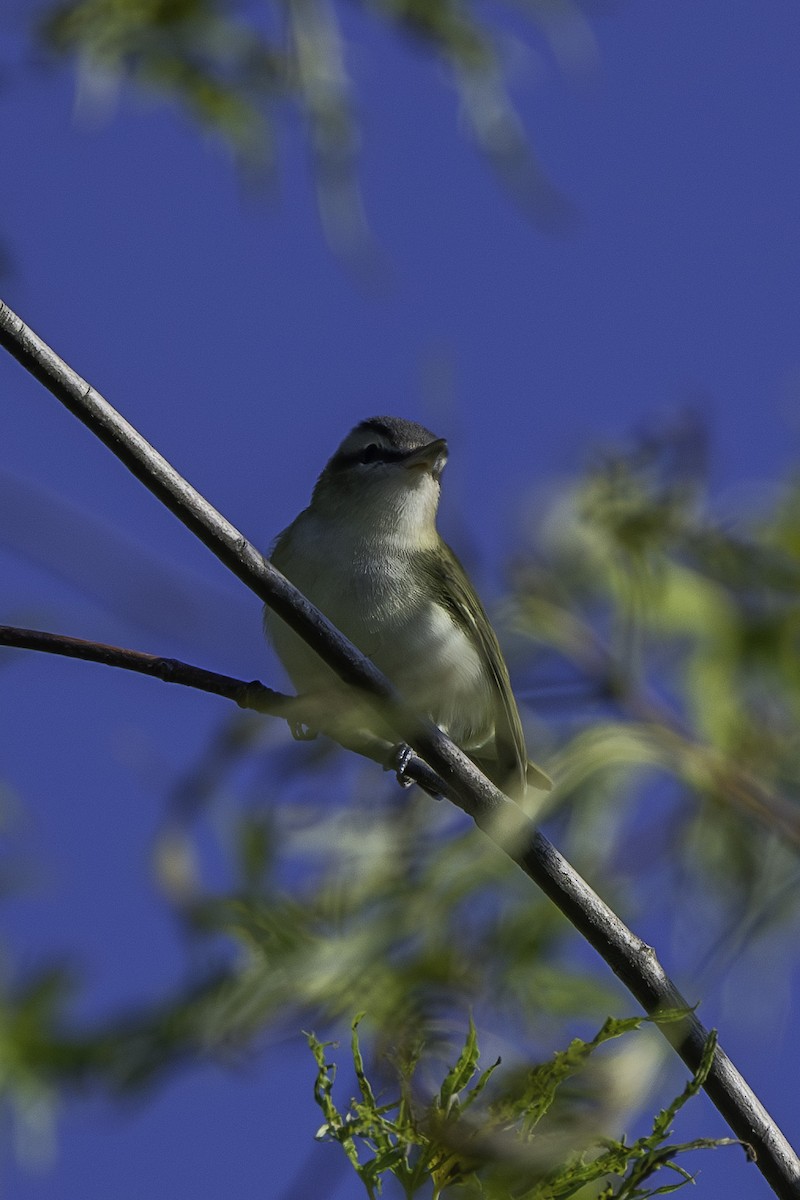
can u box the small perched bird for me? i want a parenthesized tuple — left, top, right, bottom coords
(265, 417, 551, 797)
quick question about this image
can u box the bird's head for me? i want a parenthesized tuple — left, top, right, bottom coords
(311, 417, 448, 543)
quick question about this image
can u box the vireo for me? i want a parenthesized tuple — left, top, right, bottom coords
(265, 416, 551, 797)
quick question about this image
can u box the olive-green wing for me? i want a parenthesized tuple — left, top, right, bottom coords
(421, 544, 550, 794)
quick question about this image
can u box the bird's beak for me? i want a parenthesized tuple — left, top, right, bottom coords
(403, 438, 448, 480)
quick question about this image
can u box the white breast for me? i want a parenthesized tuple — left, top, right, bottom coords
(265, 512, 494, 750)
(376, 603, 493, 748)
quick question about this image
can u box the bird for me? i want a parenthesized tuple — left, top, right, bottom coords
(264, 416, 551, 798)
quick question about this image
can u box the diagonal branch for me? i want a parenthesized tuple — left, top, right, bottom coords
(1, 298, 798, 1198)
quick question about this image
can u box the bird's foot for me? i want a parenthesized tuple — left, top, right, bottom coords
(290, 721, 318, 742)
(387, 742, 415, 788)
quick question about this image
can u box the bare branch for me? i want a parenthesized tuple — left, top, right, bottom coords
(0, 623, 447, 796)
(1, 298, 798, 1197)
(0, 624, 281, 706)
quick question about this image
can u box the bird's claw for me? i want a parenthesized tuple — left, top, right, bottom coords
(387, 742, 415, 788)
(290, 721, 318, 742)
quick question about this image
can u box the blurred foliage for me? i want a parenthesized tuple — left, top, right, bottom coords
(511, 414, 800, 920)
(308, 1013, 734, 1198)
(33, 0, 582, 249)
(3, 418, 800, 1190)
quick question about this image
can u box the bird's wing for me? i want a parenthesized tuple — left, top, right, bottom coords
(420, 544, 533, 795)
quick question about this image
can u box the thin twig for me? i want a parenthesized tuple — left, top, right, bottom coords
(1, 298, 798, 1198)
(0, 624, 447, 796)
(0, 624, 283, 707)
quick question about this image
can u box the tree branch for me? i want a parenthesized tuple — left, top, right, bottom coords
(2, 298, 798, 1198)
(0, 624, 448, 795)
(0, 624, 283, 706)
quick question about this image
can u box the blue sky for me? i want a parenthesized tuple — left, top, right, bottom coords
(3, 2, 800, 1197)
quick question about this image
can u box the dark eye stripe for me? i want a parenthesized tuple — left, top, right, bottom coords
(329, 445, 408, 470)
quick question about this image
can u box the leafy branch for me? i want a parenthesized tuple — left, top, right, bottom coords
(307, 1013, 739, 1199)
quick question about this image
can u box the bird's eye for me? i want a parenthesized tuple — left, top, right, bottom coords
(358, 443, 382, 464)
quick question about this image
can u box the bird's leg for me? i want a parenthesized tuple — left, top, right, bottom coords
(277, 692, 328, 741)
(284, 689, 398, 767)
(279, 690, 442, 797)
